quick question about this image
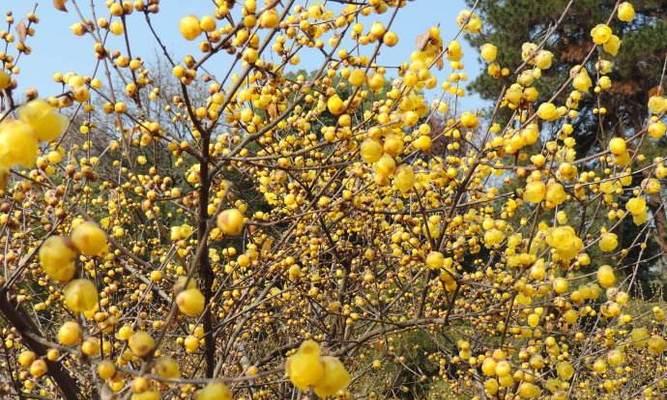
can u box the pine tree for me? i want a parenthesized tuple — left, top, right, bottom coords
(465, 0, 667, 297)
(466, 0, 665, 146)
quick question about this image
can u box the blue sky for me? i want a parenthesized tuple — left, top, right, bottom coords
(4, 0, 486, 110)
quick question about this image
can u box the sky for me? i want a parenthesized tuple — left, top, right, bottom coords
(3, 0, 486, 110)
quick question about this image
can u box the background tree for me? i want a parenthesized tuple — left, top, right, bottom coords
(466, 0, 666, 137)
(466, 0, 667, 296)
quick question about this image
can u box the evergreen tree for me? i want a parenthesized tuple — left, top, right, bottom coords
(466, 0, 665, 144)
(465, 0, 667, 297)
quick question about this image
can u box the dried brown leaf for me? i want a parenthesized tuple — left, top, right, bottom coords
(267, 103, 278, 119)
(559, 42, 588, 64)
(610, 81, 641, 96)
(415, 32, 430, 51)
(261, 238, 274, 257)
(53, 0, 68, 12)
(649, 86, 664, 97)
(16, 20, 27, 43)
(99, 384, 113, 400)
(435, 51, 444, 70)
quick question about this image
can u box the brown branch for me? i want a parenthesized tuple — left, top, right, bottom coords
(0, 288, 81, 400)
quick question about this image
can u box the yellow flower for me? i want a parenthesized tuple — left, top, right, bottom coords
(71, 221, 108, 256)
(195, 382, 232, 400)
(648, 96, 667, 114)
(552, 277, 569, 294)
(648, 121, 666, 138)
(599, 232, 618, 252)
(327, 94, 345, 115)
(460, 112, 478, 128)
(590, 24, 613, 45)
(0, 120, 39, 168)
(572, 68, 592, 92)
(176, 288, 206, 317)
(394, 165, 415, 194)
(523, 181, 546, 203)
(39, 236, 77, 282)
(518, 382, 541, 398)
(626, 196, 646, 215)
(128, 331, 155, 357)
(617, 2, 635, 22)
(536, 102, 559, 121)
(597, 265, 616, 288)
(480, 43, 498, 63)
(360, 138, 383, 163)
(484, 228, 505, 248)
(63, 279, 98, 313)
(179, 16, 201, 41)
(19, 99, 68, 142)
(545, 183, 567, 207)
(313, 356, 351, 398)
(0, 70, 11, 89)
(534, 50, 553, 70)
(602, 34, 621, 56)
(547, 226, 583, 261)
(608, 137, 626, 155)
(286, 340, 325, 390)
(216, 208, 245, 236)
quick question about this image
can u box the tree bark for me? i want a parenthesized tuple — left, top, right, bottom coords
(198, 127, 215, 378)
